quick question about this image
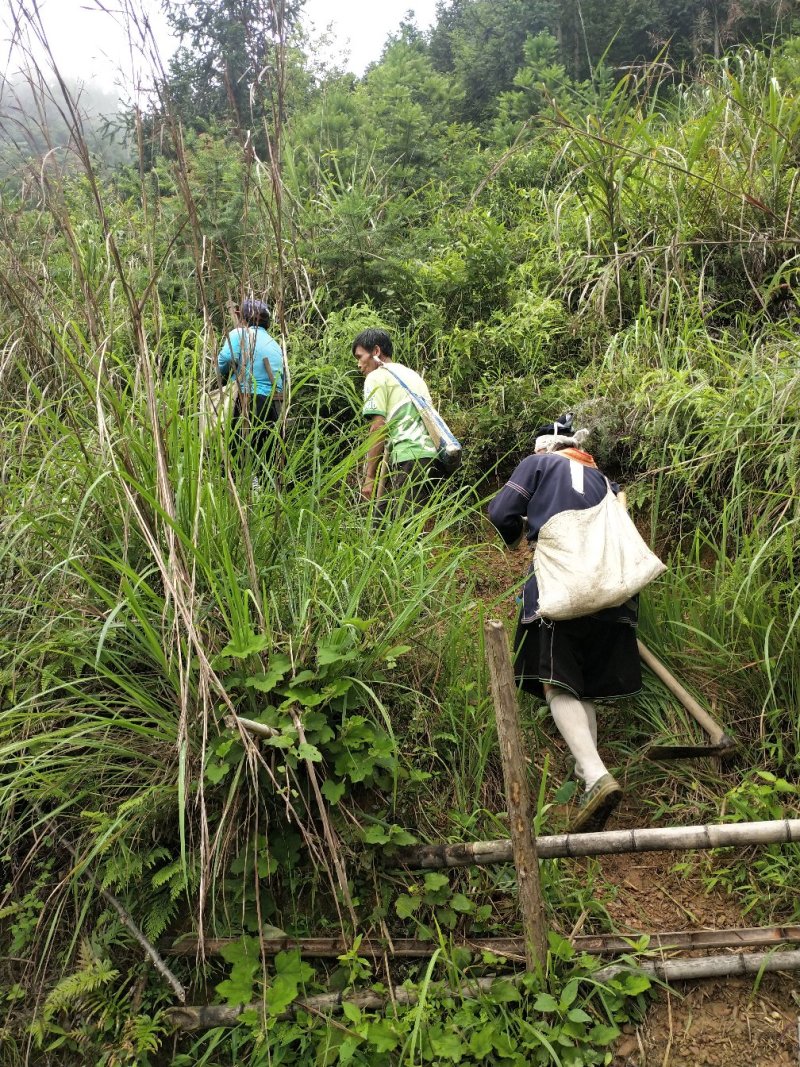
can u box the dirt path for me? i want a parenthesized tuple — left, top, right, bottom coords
(474, 540, 800, 1066)
(599, 817, 800, 1065)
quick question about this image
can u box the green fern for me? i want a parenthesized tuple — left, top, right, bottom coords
(40, 940, 119, 1023)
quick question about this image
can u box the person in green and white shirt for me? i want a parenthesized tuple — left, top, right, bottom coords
(352, 328, 438, 509)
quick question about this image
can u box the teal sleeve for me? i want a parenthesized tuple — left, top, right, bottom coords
(218, 330, 240, 379)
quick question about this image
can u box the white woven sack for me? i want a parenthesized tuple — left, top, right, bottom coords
(534, 483, 666, 621)
(200, 380, 239, 436)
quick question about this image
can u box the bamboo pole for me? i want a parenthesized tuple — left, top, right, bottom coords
(168, 947, 800, 1029)
(165, 924, 800, 960)
(389, 818, 800, 869)
(224, 714, 279, 738)
(484, 619, 547, 972)
(596, 947, 800, 984)
(167, 973, 515, 1030)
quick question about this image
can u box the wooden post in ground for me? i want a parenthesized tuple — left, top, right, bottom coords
(484, 618, 547, 972)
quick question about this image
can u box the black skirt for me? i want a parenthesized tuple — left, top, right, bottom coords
(514, 615, 642, 701)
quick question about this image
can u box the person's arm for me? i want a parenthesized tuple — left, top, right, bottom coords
(487, 460, 536, 548)
(217, 330, 238, 383)
(361, 415, 386, 500)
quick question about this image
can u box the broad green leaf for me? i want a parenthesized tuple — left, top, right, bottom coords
(297, 742, 322, 762)
(430, 1030, 466, 1061)
(588, 1024, 621, 1045)
(320, 779, 346, 804)
(554, 780, 577, 804)
(266, 734, 296, 749)
(423, 871, 449, 893)
(365, 1019, 399, 1053)
(394, 894, 419, 918)
(436, 906, 457, 929)
(567, 1008, 592, 1023)
(342, 1001, 362, 1024)
(244, 652, 292, 692)
(363, 825, 390, 845)
(488, 979, 519, 1003)
(317, 643, 357, 667)
(450, 892, 474, 913)
(279, 685, 327, 708)
(338, 1035, 363, 1065)
(265, 950, 313, 1015)
(533, 992, 559, 1012)
(384, 644, 411, 667)
(216, 971, 257, 1006)
(215, 631, 271, 663)
(219, 937, 258, 966)
(387, 826, 417, 845)
(559, 979, 579, 1008)
(205, 760, 229, 785)
(469, 1024, 495, 1057)
(547, 931, 575, 960)
(619, 972, 651, 995)
(265, 972, 301, 1015)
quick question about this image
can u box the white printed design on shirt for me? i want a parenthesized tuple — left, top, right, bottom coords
(569, 460, 585, 495)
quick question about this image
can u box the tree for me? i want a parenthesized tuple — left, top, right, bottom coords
(428, 0, 561, 123)
(162, 0, 305, 134)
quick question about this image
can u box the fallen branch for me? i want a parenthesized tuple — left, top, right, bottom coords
(389, 819, 800, 869)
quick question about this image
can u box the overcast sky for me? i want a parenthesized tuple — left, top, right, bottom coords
(3, 0, 441, 94)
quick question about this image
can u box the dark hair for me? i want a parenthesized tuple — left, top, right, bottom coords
(239, 298, 271, 329)
(352, 328, 392, 358)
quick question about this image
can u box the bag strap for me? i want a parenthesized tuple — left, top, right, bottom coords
(372, 356, 429, 415)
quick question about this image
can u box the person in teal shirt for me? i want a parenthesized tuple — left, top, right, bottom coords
(217, 298, 284, 470)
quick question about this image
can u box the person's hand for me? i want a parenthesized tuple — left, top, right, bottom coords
(361, 479, 375, 501)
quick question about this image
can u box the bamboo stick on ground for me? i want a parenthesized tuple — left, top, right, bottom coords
(389, 818, 800, 869)
(168, 947, 800, 1030)
(165, 925, 800, 959)
(596, 947, 800, 983)
(167, 973, 517, 1030)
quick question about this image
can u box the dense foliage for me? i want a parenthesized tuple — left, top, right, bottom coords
(1, 1, 798, 1063)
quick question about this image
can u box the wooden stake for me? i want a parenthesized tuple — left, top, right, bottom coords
(484, 618, 547, 972)
(389, 818, 800, 869)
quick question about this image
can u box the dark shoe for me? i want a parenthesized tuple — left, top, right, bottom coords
(569, 774, 622, 834)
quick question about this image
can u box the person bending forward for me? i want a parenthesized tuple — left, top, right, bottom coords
(488, 415, 642, 833)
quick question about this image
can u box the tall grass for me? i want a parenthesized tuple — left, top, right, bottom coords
(0, 320, 485, 944)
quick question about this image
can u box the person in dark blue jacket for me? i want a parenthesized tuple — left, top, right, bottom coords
(488, 415, 641, 833)
(217, 298, 284, 474)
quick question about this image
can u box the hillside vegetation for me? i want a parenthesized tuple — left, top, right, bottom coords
(1, 1, 799, 1063)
